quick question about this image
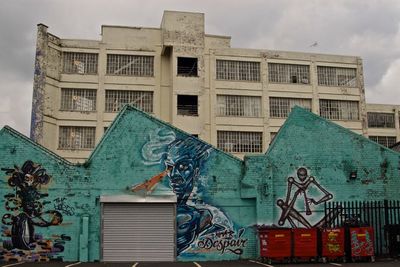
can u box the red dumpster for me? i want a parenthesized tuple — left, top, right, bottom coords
(293, 228, 318, 261)
(321, 228, 345, 262)
(259, 228, 291, 263)
(349, 227, 375, 261)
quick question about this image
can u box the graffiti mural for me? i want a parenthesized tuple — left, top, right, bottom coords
(0, 160, 70, 262)
(277, 167, 340, 228)
(132, 129, 248, 256)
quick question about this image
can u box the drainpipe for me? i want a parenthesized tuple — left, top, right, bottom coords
(79, 216, 89, 262)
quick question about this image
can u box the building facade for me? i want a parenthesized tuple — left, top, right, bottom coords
(31, 10, 398, 163)
(2, 106, 400, 262)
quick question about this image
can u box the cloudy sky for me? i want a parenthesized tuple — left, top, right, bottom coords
(1, 0, 399, 136)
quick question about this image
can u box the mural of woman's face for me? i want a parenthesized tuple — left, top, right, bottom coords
(165, 154, 198, 202)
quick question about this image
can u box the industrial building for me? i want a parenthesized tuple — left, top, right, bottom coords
(1, 106, 400, 262)
(31, 10, 400, 163)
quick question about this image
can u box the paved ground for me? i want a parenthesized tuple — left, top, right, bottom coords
(1, 259, 400, 267)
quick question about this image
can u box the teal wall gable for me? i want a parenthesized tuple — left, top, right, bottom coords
(255, 106, 400, 228)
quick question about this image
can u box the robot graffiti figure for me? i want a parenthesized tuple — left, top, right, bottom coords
(277, 167, 339, 228)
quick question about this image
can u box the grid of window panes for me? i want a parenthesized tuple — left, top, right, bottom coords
(60, 88, 97, 111)
(105, 90, 153, 113)
(217, 131, 262, 153)
(269, 97, 312, 118)
(58, 126, 96, 150)
(216, 60, 260, 81)
(367, 112, 395, 128)
(217, 95, 261, 117)
(62, 52, 98, 74)
(369, 136, 397, 148)
(319, 99, 359, 120)
(106, 54, 154, 76)
(268, 63, 310, 84)
(317, 66, 357, 87)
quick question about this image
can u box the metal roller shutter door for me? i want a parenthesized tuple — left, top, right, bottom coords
(102, 203, 176, 262)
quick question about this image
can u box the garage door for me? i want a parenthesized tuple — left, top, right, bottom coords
(102, 203, 176, 262)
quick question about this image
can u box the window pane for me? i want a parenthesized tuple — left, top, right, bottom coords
(58, 126, 96, 149)
(106, 54, 154, 76)
(60, 88, 97, 111)
(105, 90, 153, 113)
(320, 100, 359, 120)
(216, 60, 260, 81)
(269, 97, 312, 118)
(367, 112, 395, 128)
(317, 66, 357, 87)
(63, 52, 98, 74)
(268, 63, 310, 84)
(217, 131, 262, 153)
(217, 95, 261, 117)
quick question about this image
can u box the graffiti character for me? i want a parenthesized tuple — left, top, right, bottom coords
(277, 167, 340, 228)
(1, 160, 63, 250)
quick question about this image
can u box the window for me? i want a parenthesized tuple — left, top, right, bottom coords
(269, 97, 312, 118)
(217, 95, 261, 117)
(60, 88, 96, 112)
(217, 131, 262, 153)
(268, 63, 310, 84)
(369, 136, 397, 148)
(177, 57, 198, 76)
(106, 54, 154, 76)
(62, 52, 98, 74)
(317, 66, 357, 87)
(216, 60, 260, 81)
(105, 90, 153, 113)
(58, 126, 96, 150)
(177, 95, 198, 116)
(319, 100, 359, 120)
(367, 112, 395, 128)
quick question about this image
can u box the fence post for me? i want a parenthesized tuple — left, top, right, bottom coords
(384, 199, 389, 226)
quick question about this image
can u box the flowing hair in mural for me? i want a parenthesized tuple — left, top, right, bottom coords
(1, 160, 70, 262)
(132, 129, 248, 256)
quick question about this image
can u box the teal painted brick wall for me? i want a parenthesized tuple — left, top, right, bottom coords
(1, 105, 400, 263)
(0, 106, 257, 262)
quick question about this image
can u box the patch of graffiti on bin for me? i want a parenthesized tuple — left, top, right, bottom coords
(351, 229, 374, 256)
(134, 128, 248, 256)
(0, 160, 71, 262)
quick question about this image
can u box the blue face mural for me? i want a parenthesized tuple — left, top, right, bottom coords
(1, 160, 70, 262)
(277, 167, 340, 228)
(136, 129, 248, 256)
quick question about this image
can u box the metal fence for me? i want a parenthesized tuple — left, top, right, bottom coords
(324, 200, 400, 256)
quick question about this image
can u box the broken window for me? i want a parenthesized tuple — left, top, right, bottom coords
(63, 52, 98, 74)
(369, 136, 397, 147)
(367, 112, 395, 128)
(177, 95, 198, 116)
(217, 95, 261, 117)
(216, 60, 260, 81)
(60, 88, 96, 112)
(217, 131, 263, 153)
(317, 66, 357, 87)
(269, 97, 312, 118)
(319, 99, 359, 120)
(58, 126, 96, 150)
(105, 90, 153, 113)
(268, 63, 310, 84)
(106, 54, 154, 76)
(177, 57, 198, 77)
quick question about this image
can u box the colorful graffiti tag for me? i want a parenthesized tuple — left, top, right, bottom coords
(134, 129, 248, 256)
(277, 167, 340, 228)
(0, 160, 70, 262)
